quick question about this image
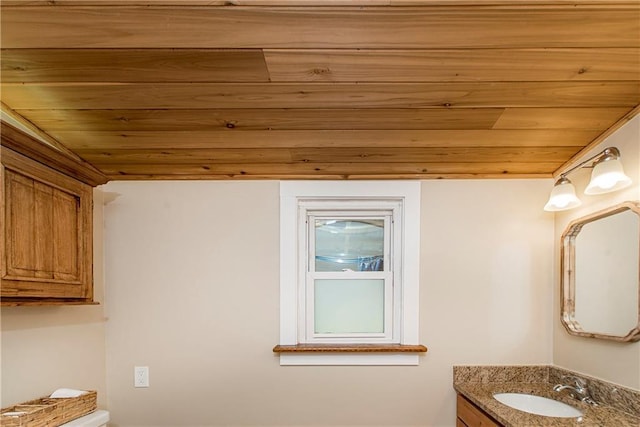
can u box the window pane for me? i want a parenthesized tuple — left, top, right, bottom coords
(315, 219, 384, 272)
(314, 279, 384, 334)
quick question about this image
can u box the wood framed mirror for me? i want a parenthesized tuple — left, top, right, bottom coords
(561, 201, 640, 342)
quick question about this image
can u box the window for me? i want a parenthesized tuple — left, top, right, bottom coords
(301, 199, 400, 343)
(278, 181, 423, 365)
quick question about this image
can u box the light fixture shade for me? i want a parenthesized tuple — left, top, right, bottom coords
(584, 157, 632, 195)
(544, 178, 582, 212)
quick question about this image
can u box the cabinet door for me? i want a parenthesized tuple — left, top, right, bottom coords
(1, 148, 93, 299)
(457, 394, 501, 427)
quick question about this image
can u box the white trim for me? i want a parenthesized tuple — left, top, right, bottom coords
(280, 191, 299, 346)
(279, 353, 420, 366)
(303, 206, 395, 343)
(279, 181, 421, 365)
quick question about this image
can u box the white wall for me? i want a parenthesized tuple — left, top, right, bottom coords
(553, 115, 640, 389)
(1, 188, 108, 408)
(102, 179, 553, 427)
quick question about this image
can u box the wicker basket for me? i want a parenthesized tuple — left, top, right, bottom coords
(0, 404, 57, 427)
(0, 390, 97, 427)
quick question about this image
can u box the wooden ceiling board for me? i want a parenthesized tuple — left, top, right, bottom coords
(15, 108, 629, 132)
(2, 6, 638, 49)
(492, 108, 631, 130)
(7, 48, 638, 83)
(95, 161, 567, 179)
(3, 82, 638, 110)
(288, 147, 581, 164)
(74, 146, 581, 165)
(49, 130, 599, 150)
(1, 49, 271, 83)
(264, 48, 640, 82)
(14, 108, 506, 131)
(1, 1, 638, 180)
(5, 1, 639, 5)
(3, 1, 639, 6)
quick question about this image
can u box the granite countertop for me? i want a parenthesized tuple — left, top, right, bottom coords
(455, 381, 640, 427)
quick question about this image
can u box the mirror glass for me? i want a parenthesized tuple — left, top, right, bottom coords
(561, 201, 640, 342)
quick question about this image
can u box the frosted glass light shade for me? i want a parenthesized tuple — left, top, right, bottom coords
(585, 158, 632, 195)
(544, 178, 582, 212)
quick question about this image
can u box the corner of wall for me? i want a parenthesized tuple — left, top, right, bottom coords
(0, 187, 108, 408)
(552, 115, 640, 390)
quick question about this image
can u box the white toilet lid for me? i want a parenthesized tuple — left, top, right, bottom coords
(59, 410, 110, 426)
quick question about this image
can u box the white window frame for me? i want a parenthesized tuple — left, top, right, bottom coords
(279, 181, 421, 365)
(301, 201, 400, 343)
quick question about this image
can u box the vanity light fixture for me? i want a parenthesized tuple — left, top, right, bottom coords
(544, 147, 632, 212)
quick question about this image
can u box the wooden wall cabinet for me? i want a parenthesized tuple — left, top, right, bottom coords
(1, 148, 93, 302)
(457, 394, 502, 427)
(1, 122, 108, 305)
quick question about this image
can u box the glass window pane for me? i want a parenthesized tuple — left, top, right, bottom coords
(314, 279, 384, 334)
(314, 219, 384, 272)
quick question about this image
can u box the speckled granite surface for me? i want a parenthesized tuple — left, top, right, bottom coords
(454, 365, 549, 384)
(453, 365, 640, 427)
(550, 366, 640, 417)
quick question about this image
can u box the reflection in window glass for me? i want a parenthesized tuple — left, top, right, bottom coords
(315, 219, 384, 271)
(314, 279, 384, 334)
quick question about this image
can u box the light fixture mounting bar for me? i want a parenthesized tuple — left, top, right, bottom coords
(559, 147, 621, 179)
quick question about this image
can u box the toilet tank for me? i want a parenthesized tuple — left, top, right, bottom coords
(59, 410, 110, 427)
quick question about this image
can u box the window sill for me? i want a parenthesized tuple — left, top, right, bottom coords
(273, 344, 428, 365)
(273, 344, 427, 353)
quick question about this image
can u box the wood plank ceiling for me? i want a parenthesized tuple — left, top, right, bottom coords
(1, 0, 639, 180)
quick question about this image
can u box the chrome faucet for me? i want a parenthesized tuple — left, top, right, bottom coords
(553, 375, 598, 406)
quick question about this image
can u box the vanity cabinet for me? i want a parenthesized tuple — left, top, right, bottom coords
(1, 122, 107, 305)
(457, 394, 502, 427)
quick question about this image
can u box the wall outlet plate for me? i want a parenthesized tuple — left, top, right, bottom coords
(134, 366, 149, 387)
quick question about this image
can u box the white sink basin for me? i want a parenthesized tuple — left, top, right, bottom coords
(493, 393, 583, 418)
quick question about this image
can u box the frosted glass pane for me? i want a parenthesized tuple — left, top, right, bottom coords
(315, 219, 384, 272)
(314, 279, 384, 334)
